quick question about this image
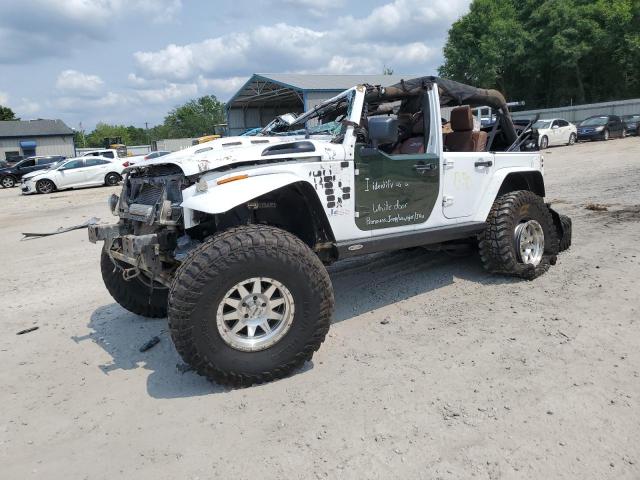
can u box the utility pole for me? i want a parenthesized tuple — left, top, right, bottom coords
(144, 122, 150, 147)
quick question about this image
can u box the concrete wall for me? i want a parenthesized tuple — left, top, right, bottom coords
(0, 135, 75, 160)
(152, 138, 196, 152)
(511, 98, 640, 123)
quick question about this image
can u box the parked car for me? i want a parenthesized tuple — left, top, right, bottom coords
(21, 156, 125, 194)
(621, 114, 640, 136)
(81, 149, 122, 159)
(0, 155, 66, 188)
(577, 115, 627, 141)
(532, 118, 577, 148)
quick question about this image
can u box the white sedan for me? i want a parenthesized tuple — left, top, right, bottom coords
(21, 156, 125, 194)
(533, 118, 577, 149)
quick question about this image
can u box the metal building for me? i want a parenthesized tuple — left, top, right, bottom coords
(226, 73, 409, 136)
(0, 119, 75, 161)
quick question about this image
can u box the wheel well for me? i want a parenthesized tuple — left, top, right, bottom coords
(497, 172, 545, 198)
(36, 177, 56, 188)
(188, 182, 337, 262)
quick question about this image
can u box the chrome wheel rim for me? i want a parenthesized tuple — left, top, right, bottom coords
(604, 130, 609, 140)
(216, 277, 295, 352)
(540, 137, 548, 149)
(2, 177, 13, 187)
(514, 220, 545, 266)
(569, 134, 575, 145)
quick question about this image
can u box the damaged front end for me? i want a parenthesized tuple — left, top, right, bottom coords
(89, 164, 192, 287)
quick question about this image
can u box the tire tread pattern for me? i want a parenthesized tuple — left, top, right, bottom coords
(168, 225, 334, 387)
(479, 190, 559, 280)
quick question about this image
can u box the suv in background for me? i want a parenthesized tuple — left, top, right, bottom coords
(0, 155, 66, 188)
(577, 115, 627, 141)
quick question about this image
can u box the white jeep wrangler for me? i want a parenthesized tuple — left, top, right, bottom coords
(89, 76, 571, 386)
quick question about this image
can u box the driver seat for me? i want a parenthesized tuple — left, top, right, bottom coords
(392, 112, 425, 154)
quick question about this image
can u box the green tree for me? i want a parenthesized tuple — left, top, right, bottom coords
(0, 105, 18, 121)
(163, 95, 226, 138)
(439, 0, 640, 108)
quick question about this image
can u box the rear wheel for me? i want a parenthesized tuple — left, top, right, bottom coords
(105, 172, 122, 186)
(36, 179, 56, 194)
(568, 133, 576, 145)
(479, 190, 559, 280)
(1, 175, 16, 188)
(621, 128, 627, 138)
(168, 225, 334, 387)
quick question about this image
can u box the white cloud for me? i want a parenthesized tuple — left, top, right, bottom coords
(197, 76, 248, 97)
(52, 91, 132, 112)
(136, 83, 198, 103)
(132, 0, 469, 89)
(16, 98, 41, 116)
(127, 73, 148, 87)
(56, 70, 105, 96)
(0, 91, 8, 105)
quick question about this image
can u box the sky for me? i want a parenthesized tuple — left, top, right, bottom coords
(0, 0, 471, 132)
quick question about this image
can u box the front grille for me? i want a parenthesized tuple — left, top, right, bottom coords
(134, 184, 163, 205)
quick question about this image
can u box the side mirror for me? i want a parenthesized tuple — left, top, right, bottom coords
(552, 125, 559, 129)
(368, 116, 399, 148)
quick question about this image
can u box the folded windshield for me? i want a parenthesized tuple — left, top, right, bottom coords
(261, 90, 355, 142)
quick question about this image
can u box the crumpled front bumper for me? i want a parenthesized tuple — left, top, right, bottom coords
(89, 223, 172, 285)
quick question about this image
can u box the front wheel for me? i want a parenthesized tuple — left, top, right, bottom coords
(105, 172, 122, 186)
(36, 179, 56, 194)
(479, 190, 559, 280)
(100, 250, 168, 318)
(168, 225, 334, 387)
(603, 129, 610, 141)
(568, 133, 576, 145)
(1, 175, 16, 188)
(539, 136, 549, 149)
(621, 128, 627, 138)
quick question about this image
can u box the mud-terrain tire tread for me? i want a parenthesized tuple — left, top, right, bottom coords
(100, 250, 168, 318)
(168, 225, 333, 387)
(558, 214, 572, 252)
(479, 190, 559, 280)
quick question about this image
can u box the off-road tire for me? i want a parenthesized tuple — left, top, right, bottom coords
(558, 214, 572, 252)
(479, 190, 559, 280)
(105, 172, 121, 186)
(36, 179, 56, 194)
(1, 175, 16, 188)
(100, 250, 168, 318)
(168, 225, 334, 387)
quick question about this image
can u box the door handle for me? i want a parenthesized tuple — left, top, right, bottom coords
(413, 164, 437, 171)
(474, 160, 493, 168)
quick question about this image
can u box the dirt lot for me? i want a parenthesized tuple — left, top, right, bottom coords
(1, 138, 639, 479)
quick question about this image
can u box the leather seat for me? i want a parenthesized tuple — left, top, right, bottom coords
(444, 106, 474, 152)
(392, 112, 425, 154)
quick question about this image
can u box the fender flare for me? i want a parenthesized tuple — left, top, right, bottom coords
(182, 172, 310, 216)
(474, 167, 545, 222)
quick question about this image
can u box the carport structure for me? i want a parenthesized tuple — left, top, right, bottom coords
(226, 73, 407, 135)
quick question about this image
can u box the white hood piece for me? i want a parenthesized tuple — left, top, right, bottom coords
(131, 135, 341, 177)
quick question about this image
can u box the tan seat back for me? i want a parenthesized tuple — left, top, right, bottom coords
(444, 106, 474, 152)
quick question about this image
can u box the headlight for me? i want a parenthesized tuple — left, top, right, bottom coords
(594, 126, 605, 132)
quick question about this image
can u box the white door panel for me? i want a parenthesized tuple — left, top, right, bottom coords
(441, 152, 495, 219)
(57, 168, 87, 187)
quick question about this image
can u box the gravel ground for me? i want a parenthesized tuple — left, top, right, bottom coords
(1, 138, 639, 479)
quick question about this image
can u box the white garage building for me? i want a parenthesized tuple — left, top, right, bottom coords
(226, 73, 408, 136)
(0, 119, 75, 162)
